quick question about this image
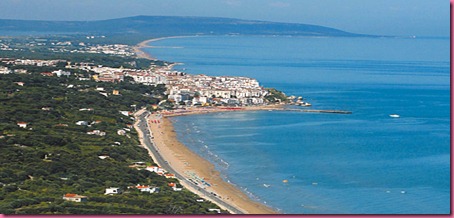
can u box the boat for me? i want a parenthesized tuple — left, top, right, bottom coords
(263, 184, 271, 188)
(389, 114, 400, 118)
(300, 102, 312, 107)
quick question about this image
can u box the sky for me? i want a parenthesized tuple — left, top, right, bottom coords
(0, 0, 449, 37)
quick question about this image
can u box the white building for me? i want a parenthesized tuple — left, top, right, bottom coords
(52, 70, 71, 77)
(63, 193, 88, 202)
(0, 66, 11, 74)
(105, 187, 122, 195)
(146, 166, 166, 175)
(17, 122, 28, 128)
(136, 185, 159, 193)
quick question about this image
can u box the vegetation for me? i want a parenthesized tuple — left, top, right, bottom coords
(264, 88, 289, 103)
(0, 70, 224, 214)
(0, 35, 169, 69)
(0, 16, 366, 38)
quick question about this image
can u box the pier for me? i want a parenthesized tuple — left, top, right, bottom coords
(162, 106, 352, 117)
(286, 109, 352, 114)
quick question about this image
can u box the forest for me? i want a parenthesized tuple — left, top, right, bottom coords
(0, 69, 225, 214)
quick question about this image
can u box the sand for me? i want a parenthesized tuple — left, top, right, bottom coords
(133, 36, 198, 60)
(133, 37, 280, 214)
(143, 111, 278, 214)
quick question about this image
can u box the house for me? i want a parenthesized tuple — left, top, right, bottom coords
(117, 129, 126, 136)
(168, 183, 182, 191)
(15, 82, 25, 86)
(98, 155, 110, 160)
(17, 122, 27, 128)
(52, 70, 71, 77)
(112, 90, 120, 95)
(208, 209, 221, 214)
(164, 173, 176, 179)
(41, 72, 54, 77)
(79, 108, 94, 111)
(136, 184, 159, 193)
(145, 166, 166, 175)
(0, 66, 11, 74)
(63, 193, 88, 202)
(14, 69, 28, 74)
(105, 187, 121, 195)
(87, 130, 106, 136)
(75, 121, 89, 126)
(119, 111, 132, 116)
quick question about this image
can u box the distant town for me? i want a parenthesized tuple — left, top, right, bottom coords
(0, 36, 288, 109)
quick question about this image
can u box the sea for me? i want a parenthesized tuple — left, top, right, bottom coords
(143, 35, 450, 214)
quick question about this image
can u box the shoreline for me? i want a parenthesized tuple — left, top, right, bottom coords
(133, 36, 198, 60)
(144, 110, 278, 214)
(134, 37, 279, 214)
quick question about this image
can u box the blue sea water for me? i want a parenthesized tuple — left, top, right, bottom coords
(144, 36, 450, 214)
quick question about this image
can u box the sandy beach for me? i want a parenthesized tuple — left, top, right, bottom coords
(133, 37, 280, 214)
(144, 110, 277, 214)
(133, 36, 197, 60)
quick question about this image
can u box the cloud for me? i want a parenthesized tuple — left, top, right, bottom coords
(269, 1, 290, 8)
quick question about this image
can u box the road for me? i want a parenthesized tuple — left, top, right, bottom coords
(135, 110, 244, 214)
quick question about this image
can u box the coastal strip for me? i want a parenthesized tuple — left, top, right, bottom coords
(133, 36, 198, 60)
(133, 37, 352, 214)
(134, 37, 279, 214)
(134, 109, 277, 214)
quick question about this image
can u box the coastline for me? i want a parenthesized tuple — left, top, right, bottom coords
(134, 37, 279, 214)
(133, 36, 198, 60)
(145, 112, 277, 214)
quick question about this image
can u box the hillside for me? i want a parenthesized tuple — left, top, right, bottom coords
(0, 16, 369, 38)
(0, 68, 224, 214)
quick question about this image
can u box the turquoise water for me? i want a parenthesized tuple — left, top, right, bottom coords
(144, 36, 450, 214)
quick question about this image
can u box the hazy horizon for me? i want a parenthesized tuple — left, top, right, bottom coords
(0, 0, 448, 37)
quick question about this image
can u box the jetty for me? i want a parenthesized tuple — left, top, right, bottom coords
(287, 109, 352, 114)
(161, 106, 352, 117)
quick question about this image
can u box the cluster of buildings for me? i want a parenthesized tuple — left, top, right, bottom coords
(71, 44, 135, 57)
(65, 59, 270, 106)
(0, 58, 66, 67)
(1, 51, 272, 108)
(72, 64, 269, 106)
(166, 74, 267, 106)
(0, 37, 134, 57)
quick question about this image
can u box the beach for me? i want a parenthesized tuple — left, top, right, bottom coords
(133, 36, 197, 60)
(143, 111, 277, 214)
(134, 38, 279, 214)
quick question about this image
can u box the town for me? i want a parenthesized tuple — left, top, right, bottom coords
(0, 56, 284, 109)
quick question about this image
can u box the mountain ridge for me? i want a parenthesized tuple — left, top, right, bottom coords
(0, 15, 375, 38)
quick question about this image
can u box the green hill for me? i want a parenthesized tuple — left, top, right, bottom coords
(0, 15, 373, 40)
(0, 69, 224, 214)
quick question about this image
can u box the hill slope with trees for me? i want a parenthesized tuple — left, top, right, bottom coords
(0, 69, 224, 214)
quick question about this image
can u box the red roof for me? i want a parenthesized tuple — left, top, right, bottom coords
(64, 193, 77, 197)
(41, 72, 53, 76)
